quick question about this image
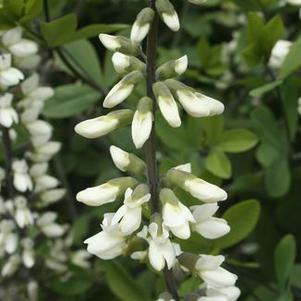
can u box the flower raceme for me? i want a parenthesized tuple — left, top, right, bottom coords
(75, 0, 239, 300)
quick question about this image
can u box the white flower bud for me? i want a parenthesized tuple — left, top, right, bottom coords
(0, 54, 24, 87)
(161, 188, 195, 239)
(192, 203, 230, 239)
(75, 109, 133, 139)
(40, 188, 66, 205)
(167, 169, 227, 202)
(132, 97, 153, 149)
(0, 93, 18, 128)
(112, 52, 145, 74)
(99, 34, 139, 55)
(110, 145, 130, 171)
(12, 160, 33, 192)
(153, 81, 181, 127)
(156, 0, 180, 32)
(131, 7, 155, 43)
(156, 55, 188, 79)
(76, 177, 137, 206)
(103, 71, 143, 108)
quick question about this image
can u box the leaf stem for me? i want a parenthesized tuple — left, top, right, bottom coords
(145, 1, 179, 299)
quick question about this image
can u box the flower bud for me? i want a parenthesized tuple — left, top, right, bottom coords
(165, 79, 224, 117)
(110, 145, 146, 174)
(156, 0, 180, 32)
(156, 55, 188, 79)
(103, 71, 144, 108)
(153, 81, 181, 127)
(160, 188, 195, 239)
(76, 177, 138, 206)
(112, 52, 145, 74)
(131, 7, 155, 43)
(99, 34, 139, 55)
(132, 97, 153, 148)
(167, 169, 227, 202)
(74, 109, 133, 139)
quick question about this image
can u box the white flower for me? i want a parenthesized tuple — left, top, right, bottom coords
(298, 97, 301, 115)
(286, 0, 301, 5)
(269, 40, 292, 68)
(132, 97, 153, 148)
(1, 254, 20, 277)
(37, 212, 66, 237)
(84, 213, 127, 259)
(0, 220, 18, 254)
(103, 71, 143, 108)
(75, 109, 133, 139)
(30, 163, 59, 192)
(76, 177, 137, 206)
(153, 81, 181, 128)
(112, 186, 150, 234)
(112, 52, 130, 73)
(192, 203, 230, 239)
(99, 34, 122, 51)
(195, 93, 225, 116)
(21, 238, 35, 268)
(206, 286, 241, 301)
(130, 7, 154, 43)
(27, 280, 39, 301)
(40, 188, 66, 206)
(147, 222, 176, 271)
(26, 119, 53, 146)
(71, 250, 91, 269)
(156, 0, 180, 31)
(0, 93, 18, 128)
(0, 54, 24, 87)
(21, 73, 54, 103)
(196, 255, 238, 288)
(168, 169, 227, 203)
(14, 196, 34, 228)
(12, 160, 33, 192)
(184, 177, 227, 203)
(29, 141, 61, 162)
(175, 55, 188, 75)
(110, 145, 131, 171)
(2, 27, 38, 58)
(161, 188, 195, 240)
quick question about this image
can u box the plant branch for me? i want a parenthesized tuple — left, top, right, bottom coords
(145, 1, 179, 300)
(1, 126, 14, 198)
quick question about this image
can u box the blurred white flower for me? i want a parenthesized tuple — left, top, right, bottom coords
(14, 196, 34, 228)
(0, 93, 18, 128)
(2, 27, 38, 58)
(12, 160, 33, 192)
(37, 212, 67, 238)
(1, 254, 21, 277)
(269, 40, 292, 68)
(0, 53, 24, 88)
(21, 238, 35, 268)
(0, 220, 18, 254)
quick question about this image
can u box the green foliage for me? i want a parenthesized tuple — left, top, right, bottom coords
(213, 200, 261, 249)
(274, 234, 296, 289)
(41, 13, 128, 47)
(105, 262, 151, 301)
(43, 84, 100, 118)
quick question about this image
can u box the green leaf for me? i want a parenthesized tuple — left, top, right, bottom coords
(43, 84, 100, 118)
(205, 150, 232, 179)
(279, 35, 301, 79)
(105, 262, 150, 301)
(265, 159, 290, 198)
(214, 200, 261, 249)
(200, 116, 224, 145)
(274, 234, 296, 288)
(249, 80, 283, 97)
(291, 264, 301, 289)
(41, 13, 128, 47)
(218, 129, 258, 153)
(57, 39, 103, 84)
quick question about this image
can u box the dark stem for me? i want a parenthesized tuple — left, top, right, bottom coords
(1, 126, 14, 198)
(43, 0, 50, 22)
(145, 1, 179, 300)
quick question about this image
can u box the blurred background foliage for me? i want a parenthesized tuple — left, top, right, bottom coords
(1, 0, 301, 300)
